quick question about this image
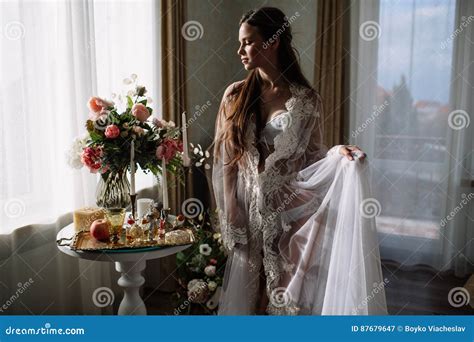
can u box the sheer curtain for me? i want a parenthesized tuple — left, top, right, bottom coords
(0, 0, 160, 314)
(349, 0, 473, 276)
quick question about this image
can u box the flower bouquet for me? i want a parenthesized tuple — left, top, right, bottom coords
(68, 75, 184, 208)
(174, 209, 227, 315)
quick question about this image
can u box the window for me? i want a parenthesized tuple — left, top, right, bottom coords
(0, 0, 160, 233)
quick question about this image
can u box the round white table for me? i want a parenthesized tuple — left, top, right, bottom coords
(56, 223, 192, 315)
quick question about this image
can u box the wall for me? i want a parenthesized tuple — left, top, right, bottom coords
(184, 0, 318, 149)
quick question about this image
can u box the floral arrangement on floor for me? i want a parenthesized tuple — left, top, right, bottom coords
(173, 209, 227, 315)
(67, 74, 184, 207)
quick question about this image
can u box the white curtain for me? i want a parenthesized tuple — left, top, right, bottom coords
(0, 0, 160, 314)
(440, 0, 474, 276)
(349, 0, 473, 276)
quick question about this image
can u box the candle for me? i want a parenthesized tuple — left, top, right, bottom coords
(162, 157, 169, 209)
(182, 111, 191, 167)
(73, 207, 105, 232)
(130, 139, 136, 195)
(137, 198, 153, 219)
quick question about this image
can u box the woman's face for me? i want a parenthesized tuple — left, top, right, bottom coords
(237, 23, 276, 71)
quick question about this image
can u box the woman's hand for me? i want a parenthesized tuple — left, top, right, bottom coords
(339, 145, 367, 161)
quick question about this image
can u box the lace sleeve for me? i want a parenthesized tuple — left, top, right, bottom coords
(212, 82, 248, 250)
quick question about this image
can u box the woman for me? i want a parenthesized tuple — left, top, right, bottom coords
(212, 7, 387, 315)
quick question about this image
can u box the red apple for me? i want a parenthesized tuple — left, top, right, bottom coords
(90, 219, 111, 242)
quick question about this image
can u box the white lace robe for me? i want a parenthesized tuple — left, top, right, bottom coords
(212, 83, 388, 315)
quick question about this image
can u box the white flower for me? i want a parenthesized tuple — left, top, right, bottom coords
(187, 279, 200, 290)
(132, 126, 145, 136)
(187, 279, 209, 304)
(156, 119, 175, 129)
(204, 265, 216, 277)
(199, 244, 212, 256)
(165, 120, 176, 128)
(207, 281, 217, 292)
(66, 134, 89, 169)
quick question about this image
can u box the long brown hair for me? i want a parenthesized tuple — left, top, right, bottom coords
(220, 7, 313, 167)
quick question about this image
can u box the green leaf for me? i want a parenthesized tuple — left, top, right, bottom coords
(127, 96, 134, 109)
(89, 131, 102, 142)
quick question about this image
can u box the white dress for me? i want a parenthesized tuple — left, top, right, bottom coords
(212, 83, 388, 315)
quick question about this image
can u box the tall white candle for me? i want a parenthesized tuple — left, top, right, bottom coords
(182, 111, 191, 167)
(161, 157, 169, 209)
(130, 139, 136, 195)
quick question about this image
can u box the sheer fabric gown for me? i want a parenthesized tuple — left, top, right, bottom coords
(212, 82, 388, 315)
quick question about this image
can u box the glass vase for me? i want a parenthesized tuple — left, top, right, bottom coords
(96, 170, 131, 209)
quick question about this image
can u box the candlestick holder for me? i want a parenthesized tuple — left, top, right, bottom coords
(130, 193, 137, 220)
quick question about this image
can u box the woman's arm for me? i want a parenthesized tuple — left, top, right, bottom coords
(212, 82, 247, 250)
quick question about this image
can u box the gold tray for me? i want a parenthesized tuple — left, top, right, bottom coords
(61, 228, 195, 252)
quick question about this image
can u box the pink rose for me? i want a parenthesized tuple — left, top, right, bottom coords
(177, 140, 184, 153)
(156, 138, 179, 162)
(131, 103, 151, 122)
(88, 97, 114, 114)
(204, 265, 216, 277)
(105, 125, 120, 139)
(80, 146, 103, 173)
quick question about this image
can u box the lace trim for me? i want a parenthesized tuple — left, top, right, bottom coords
(267, 302, 301, 316)
(217, 209, 248, 251)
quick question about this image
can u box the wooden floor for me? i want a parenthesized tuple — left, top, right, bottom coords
(142, 259, 474, 315)
(382, 259, 474, 315)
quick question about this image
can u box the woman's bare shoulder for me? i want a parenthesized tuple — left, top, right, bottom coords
(223, 80, 245, 98)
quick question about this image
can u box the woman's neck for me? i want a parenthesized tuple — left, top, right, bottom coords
(257, 66, 287, 89)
